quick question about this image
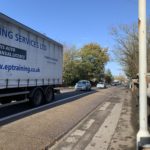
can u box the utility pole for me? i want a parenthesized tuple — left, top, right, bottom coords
(137, 0, 150, 149)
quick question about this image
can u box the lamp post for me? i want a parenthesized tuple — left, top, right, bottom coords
(137, 0, 150, 149)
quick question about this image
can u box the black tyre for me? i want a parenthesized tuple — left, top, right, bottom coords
(85, 87, 88, 91)
(44, 87, 54, 103)
(30, 89, 43, 107)
(86, 87, 91, 91)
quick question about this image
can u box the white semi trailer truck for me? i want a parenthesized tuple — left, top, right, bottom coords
(0, 13, 63, 106)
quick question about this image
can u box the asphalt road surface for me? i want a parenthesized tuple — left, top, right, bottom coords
(0, 86, 125, 150)
(0, 89, 94, 118)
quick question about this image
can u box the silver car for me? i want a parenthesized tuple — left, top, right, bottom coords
(75, 80, 91, 91)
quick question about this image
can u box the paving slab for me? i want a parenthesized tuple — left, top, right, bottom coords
(108, 91, 137, 150)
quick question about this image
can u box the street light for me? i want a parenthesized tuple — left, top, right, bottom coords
(137, 0, 150, 149)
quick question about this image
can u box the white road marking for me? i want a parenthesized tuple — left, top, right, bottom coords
(71, 129, 85, 136)
(85, 102, 123, 150)
(0, 91, 93, 123)
(66, 137, 78, 143)
(61, 147, 72, 150)
(83, 119, 95, 130)
(99, 102, 111, 111)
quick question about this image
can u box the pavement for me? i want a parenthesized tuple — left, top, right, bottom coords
(108, 90, 138, 150)
(50, 88, 138, 150)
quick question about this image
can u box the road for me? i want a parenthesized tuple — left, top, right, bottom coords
(0, 89, 95, 124)
(0, 86, 126, 150)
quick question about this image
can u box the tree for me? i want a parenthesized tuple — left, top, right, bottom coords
(63, 46, 80, 85)
(104, 69, 113, 83)
(111, 19, 150, 78)
(80, 43, 109, 81)
(111, 24, 138, 78)
(114, 74, 126, 83)
(63, 43, 109, 86)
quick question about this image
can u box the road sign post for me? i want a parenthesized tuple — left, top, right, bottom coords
(137, 0, 150, 149)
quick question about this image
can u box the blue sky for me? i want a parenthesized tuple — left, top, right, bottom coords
(1, 0, 150, 75)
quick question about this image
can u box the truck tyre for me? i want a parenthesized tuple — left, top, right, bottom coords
(44, 87, 54, 103)
(30, 89, 43, 107)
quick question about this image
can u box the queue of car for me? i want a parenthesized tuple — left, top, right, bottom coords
(74, 80, 110, 91)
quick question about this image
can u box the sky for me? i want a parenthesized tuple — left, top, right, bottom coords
(0, 0, 150, 76)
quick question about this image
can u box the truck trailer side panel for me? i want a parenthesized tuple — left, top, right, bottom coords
(0, 13, 63, 89)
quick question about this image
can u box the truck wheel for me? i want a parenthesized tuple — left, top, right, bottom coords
(30, 89, 43, 107)
(44, 87, 54, 103)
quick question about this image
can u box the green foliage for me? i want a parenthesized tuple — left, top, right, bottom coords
(63, 46, 80, 85)
(80, 43, 109, 81)
(63, 43, 109, 86)
(104, 69, 113, 83)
